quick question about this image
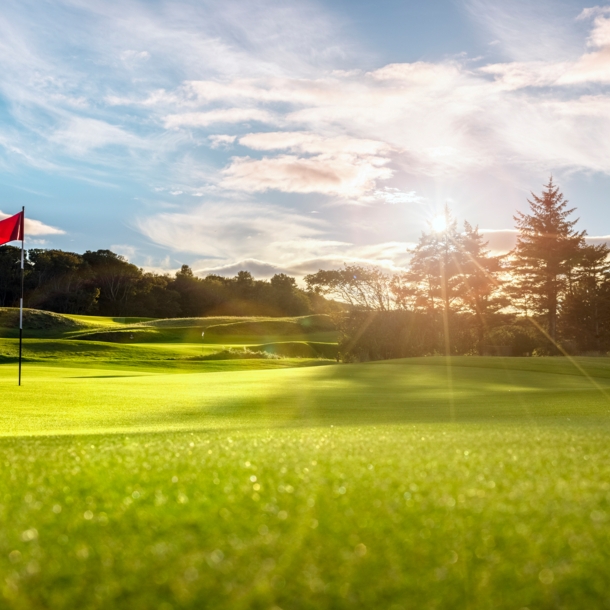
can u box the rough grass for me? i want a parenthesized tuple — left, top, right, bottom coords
(1, 314, 610, 609)
(0, 308, 86, 333)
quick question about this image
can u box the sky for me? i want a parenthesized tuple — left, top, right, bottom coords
(1, 0, 610, 280)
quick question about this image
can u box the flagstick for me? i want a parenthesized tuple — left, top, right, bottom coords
(18, 206, 24, 387)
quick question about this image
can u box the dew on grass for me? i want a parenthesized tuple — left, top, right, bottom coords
(208, 549, 224, 565)
(8, 550, 21, 563)
(21, 528, 38, 541)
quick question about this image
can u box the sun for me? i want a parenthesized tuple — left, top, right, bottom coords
(431, 214, 447, 233)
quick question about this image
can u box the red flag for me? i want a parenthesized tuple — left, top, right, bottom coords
(0, 212, 24, 245)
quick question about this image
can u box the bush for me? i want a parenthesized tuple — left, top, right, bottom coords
(201, 348, 280, 360)
(485, 325, 540, 357)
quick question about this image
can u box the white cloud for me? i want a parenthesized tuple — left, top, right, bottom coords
(164, 109, 276, 129)
(110, 244, 138, 260)
(220, 153, 392, 197)
(578, 7, 610, 21)
(208, 134, 236, 148)
(120, 49, 150, 64)
(137, 201, 414, 280)
(0, 211, 65, 236)
(585, 234, 610, 246)
(50, 117, 143, 154)
(367, 188, 426, 205)
(238, 131, 389, 156)
(137, 201, 325, 261)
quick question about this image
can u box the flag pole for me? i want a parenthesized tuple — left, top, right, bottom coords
(18, 206, 24, 387)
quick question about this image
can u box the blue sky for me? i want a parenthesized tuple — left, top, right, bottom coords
(1, 0, 610, 279)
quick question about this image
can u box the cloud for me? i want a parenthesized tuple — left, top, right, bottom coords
(0, 211, 65, 236)
(479, 7, 610, 88)
(366, 188, 426, 205)
(238, 131, 389, 156)
(137, 200, 414, 280)
(220, 153, 392, 197)
(164, 109, 276, 129)
(110, 244, 138, 260)
(223, 132, 393, 198)
(480, 228, 517, 253)
(120, 49, 150, 65)
(464, 0, 583, 62)
(195, 258, 291, 279)
(586, 234, 610, 247)
(196, 251, 411, 280)
(50, 118, 144, 154)
(578, 7, 610, 21)
(208, 134, 236, 148)
(137, 201, 326, 261)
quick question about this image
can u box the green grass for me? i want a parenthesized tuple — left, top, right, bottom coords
(64, 314, 155, 327)
(1, 355, 610, 608)
(1, 312, 609, 608)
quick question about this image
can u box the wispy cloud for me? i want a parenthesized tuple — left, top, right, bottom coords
(164, 109, 277, 129)
(463, 0, 585, 61)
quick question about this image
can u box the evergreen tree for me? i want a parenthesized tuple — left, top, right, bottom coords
(403, 207, 463, 353)
(406, 206, 462, 315)
(510, 179, 584, 342)
(561, 243, 610, 352)
(456, 222, 507, 352)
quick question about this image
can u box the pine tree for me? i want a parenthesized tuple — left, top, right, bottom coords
(456, 222, 507, 352)
(561, 243, 610, 351)
(406, 206, 462, 315)
(404, 206, 464, 354)
(510, 178, 584, 342)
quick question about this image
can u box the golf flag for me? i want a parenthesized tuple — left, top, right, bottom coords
(0, 211, 24, 245)
(0, 209, 25, 385)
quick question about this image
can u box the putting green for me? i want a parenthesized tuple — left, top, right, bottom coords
(1, 357, 610, 437)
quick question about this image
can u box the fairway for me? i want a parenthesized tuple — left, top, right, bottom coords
(1, 349, 610, 609)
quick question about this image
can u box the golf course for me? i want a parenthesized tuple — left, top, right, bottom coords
(1, 309, 610, 609)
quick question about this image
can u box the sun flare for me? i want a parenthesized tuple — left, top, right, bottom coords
(431, 214, 447, 232)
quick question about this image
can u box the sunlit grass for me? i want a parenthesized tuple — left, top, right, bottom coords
(1, 349, 610, 608)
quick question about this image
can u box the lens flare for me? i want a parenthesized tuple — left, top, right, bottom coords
(431, 214, 447, 232)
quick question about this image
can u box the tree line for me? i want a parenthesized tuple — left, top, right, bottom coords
(305, 179, 610, 359)
(0, 249, 335, 318)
